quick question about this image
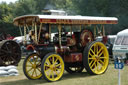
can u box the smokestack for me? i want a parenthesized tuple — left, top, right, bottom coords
(44, 4, 56, 10)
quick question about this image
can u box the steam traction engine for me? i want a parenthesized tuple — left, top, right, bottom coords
(13, 15, 118, 81)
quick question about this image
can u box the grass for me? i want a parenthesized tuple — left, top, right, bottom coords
(0, 59, 128, 85)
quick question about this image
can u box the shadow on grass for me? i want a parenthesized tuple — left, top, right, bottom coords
(62, 72, 95, 80)
(0, 72, 95, 85)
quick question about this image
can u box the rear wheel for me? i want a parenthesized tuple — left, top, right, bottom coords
(83, 41, 109, 75)
(23, 53, 42, 80)
(41, 53, 64, 82)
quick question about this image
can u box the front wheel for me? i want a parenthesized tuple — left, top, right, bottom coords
(41, 53, 64, 82)
(83, 41, 109, 75)
(23, 53, 42, 80)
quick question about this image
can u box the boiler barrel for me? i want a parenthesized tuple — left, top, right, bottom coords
(35, 45, 55, 58)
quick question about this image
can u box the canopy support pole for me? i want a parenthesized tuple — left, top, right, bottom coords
(49, 24, 51, 41)
(24, 24, 27, 45)
(97, 25, 102, 36)
(19, 25, 23, 36)
(94, 25, 96, 39)
(38, 23, 42, 43)
(34, 22, 38, 44)
(70, 25, 72, 36)
(102, 25, 105, 36)
(58, 24, 62, 47)
(26, 24, 30, 33)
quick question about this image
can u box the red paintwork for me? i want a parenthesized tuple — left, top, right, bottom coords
(40, 19, 118, 24)
(102, 36, 108, 44)
(26, 44, 35, 50)
(64, 53, 82, 62)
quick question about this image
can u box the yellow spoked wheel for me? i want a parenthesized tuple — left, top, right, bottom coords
(83, 41, 109, 75)
(23, 53, 42, 80)
(41, 53, 64, 82)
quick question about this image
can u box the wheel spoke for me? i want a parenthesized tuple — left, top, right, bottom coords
(47, 59, 51, 65)
(32, 69, 35, 77)
(1, 54, 7, 61)
(94, 62, 97, 71)
(93, 45, 98, 55)
(0, 49, 8, 53)
(44, 63, 50, 67)
(28, 59, 33, 65)
(100, 57, 107, 59)
(52, 70, 54, 79)
(98, 47, 103, 55)
(55, 70, 59, 76)
(89, 53, 94, 57)
(27, 67, 33, 73)
(37, 68, 41, 72)
(56, 67, 61, 71)
(44, 63, 50, 72)
(12, 53, 20, 56)
(48, 70, 52, 77)
(98, 60, 104, 65)
(97, 61, 99, 71)
(88, 57, 95, 60)
(48, 70, 54, 79)
(89, 59, 94, 66)
(96, 45, 98, 55)
(9, 43, 13, 51)
(7, 56, 12, 61)
(5, 45, 9, 51)
(37, 61, 41, 65)
(26, 65, 32, 67)
(90, 60, 96, 69)
(10, 56, 16, 62)
(35, 69, 37, 77)
(98, 51, 103, 57)
(53, 58, 58, 65)
(52, 56, 54, 64)
(55, 63, 61, 67)
(93, 45, 96, 54)
(90, 49, 95, 55)
(45, 66, 50, 72)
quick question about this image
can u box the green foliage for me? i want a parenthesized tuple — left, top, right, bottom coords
(14, 0, 37, 16)
(0, 2, 15, 35)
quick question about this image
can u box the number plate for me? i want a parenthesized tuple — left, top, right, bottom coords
(114, 61, 124, 69)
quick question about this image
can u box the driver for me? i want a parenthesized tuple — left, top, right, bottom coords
(39, 26, 49, 44)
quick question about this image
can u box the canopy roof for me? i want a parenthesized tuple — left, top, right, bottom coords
(13, 15, 118, 26)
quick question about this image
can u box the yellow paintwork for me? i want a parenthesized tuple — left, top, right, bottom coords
(88, 42, 109, 74)
(25, 54, 42, 79)
(43, 54, 64, 81)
